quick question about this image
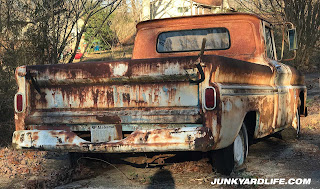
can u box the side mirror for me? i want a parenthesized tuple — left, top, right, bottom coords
(277, 22, 298, 61)
(288, 28, 298, 51)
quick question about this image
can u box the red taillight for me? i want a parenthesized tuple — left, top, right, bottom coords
(204, 87, 216, 110)
(16, 94, 23, 112)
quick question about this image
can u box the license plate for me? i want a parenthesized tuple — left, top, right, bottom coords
(90, 125, 116, 143)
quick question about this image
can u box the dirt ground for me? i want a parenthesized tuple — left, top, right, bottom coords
(0, 73, 319, 189)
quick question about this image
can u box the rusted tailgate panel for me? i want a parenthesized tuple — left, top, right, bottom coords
(22, 57, 201, 128)
(12, 127, 214, 153)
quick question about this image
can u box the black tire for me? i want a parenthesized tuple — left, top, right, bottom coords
(209, 123, 248, 175)
(69, 152, 84, 168)
(210, 142, 234, 175)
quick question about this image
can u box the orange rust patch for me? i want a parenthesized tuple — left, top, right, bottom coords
(96, 115, 121, 124)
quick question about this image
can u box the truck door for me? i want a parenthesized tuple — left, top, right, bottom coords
(264, 23, 289, 129)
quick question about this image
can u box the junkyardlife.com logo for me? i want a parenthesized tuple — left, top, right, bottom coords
(211, 178, 311, 185)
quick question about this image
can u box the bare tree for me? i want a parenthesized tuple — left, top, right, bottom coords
(80, 1, 123, 61)
(233, 0, 320, 70)
(65, 0, 122, 63)
(0, 0, 28, 144)
(109, 0, 141, 44)
(284, 0, 320, 69)
(1, 0, 122, 65)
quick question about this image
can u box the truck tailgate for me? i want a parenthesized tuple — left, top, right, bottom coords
(16, 57, 203, 144)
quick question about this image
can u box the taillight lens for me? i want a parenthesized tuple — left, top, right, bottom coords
(16, 94, 24, 112)
(204, 87, 216, 110)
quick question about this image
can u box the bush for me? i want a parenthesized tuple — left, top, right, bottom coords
(0, 64, 16, 146)
(0, 45, 32, 146)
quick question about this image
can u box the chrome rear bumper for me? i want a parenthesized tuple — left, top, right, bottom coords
(12, 127, 214, 153)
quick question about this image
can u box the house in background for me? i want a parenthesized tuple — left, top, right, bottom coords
(141, 0, 232, 21)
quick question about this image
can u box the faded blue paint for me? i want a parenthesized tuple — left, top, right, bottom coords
(122, 116, 149, 122)
(163, 86, 169, 94)
(124, 115, 133, 123)
(119, 92, 123, 107)
(136, 90, 139, 101)
(142, 93, 147, 102)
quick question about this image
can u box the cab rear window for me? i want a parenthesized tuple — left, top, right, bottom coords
(157, 28, 230, 53)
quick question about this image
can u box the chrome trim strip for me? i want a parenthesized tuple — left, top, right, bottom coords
(221, 85, 306, 90)
(220, 84, 305, 96)
(222, 92, 286, 96)
(221, 85, 275, 90)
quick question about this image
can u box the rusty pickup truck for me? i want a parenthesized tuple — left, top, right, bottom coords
(12, 13, 307, 174)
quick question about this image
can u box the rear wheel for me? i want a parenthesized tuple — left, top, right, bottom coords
(210, 123, 248, 175)
(234, 124, 248, 167)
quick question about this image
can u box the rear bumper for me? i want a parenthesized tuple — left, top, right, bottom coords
(12, 127, 214, 153)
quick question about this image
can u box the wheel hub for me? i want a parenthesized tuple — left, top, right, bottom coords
(234, 134, 244, 166)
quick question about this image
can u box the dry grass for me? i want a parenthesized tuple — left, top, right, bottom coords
(301, 95, 320, 133)
(167, 158, 213, 174)
(74, 45, 133, 63)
